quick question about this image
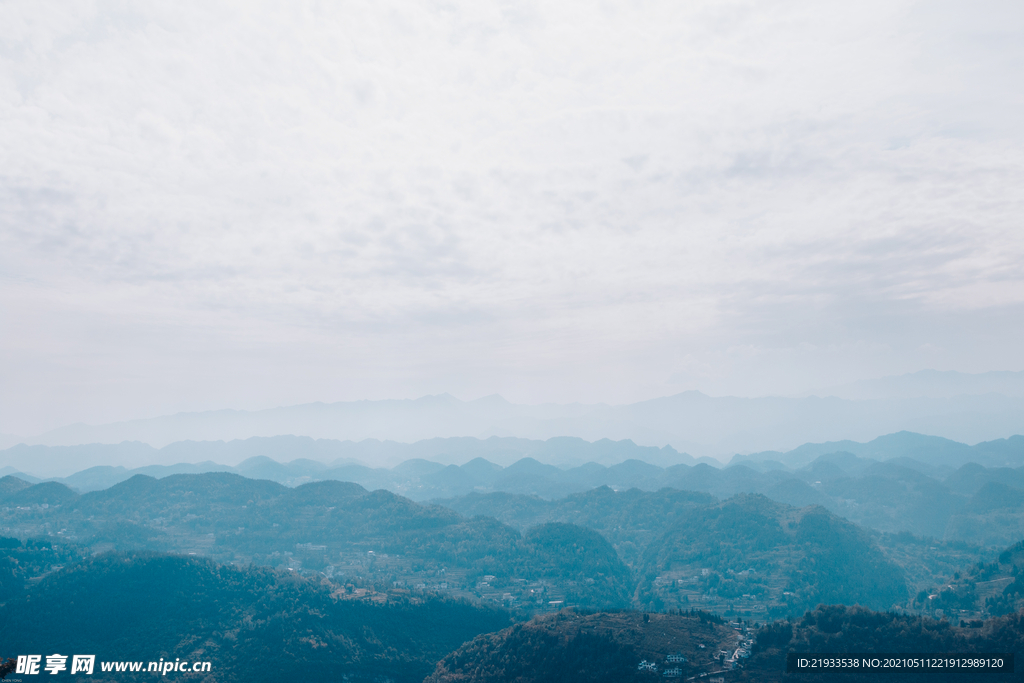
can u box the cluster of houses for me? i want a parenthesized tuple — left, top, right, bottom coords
(473, 576, 569, 611)
(636, 653, 686, 677)
(632, 621, 760, 680)
(719, 622, 754, 669)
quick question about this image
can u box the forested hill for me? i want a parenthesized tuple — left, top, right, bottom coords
(425, 609, 736, 683)
(0, 473, 634, 611)
(4, 549, 1024, 683)
(422, 605, 1024, 683)
(636, 495, 908, 617)
(436, 487, 918, 618)
(739, 604, 1024, 682)
(8, 432, 1024, 549)
(0, 552, 509, 683)
(8, 472, 1024, 620)
(434, 452, 1024, 547)
(6, 432, 1024, 500)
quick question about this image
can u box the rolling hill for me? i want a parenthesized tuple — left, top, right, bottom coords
(0, 552, 510, 683)
(425, 608, 737, 683)
(0, 473, 634, 612)
(635, 495, 909, 617)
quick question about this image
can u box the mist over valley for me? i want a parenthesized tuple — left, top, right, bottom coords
(3, 0, 1023, 678)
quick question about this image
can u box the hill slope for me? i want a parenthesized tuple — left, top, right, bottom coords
(425, 609, 737, 683)
(0, 552, 509, 683)
(637, 495, 908, 617)
(740, 604, 1024, 682)
(0, 473, 634, 611)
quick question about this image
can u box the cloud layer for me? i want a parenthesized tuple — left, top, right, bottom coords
(2, 0, 1023, 434)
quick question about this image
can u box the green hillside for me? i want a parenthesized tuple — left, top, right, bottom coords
(739, 604, 1023, 682)
(0, 552, 509, 683)
(637, 495, 908, 617)
(425, 604, 1024, 683)
(0, 474, 633, 611)
(437, 487, 715, 566)
(425, 608, 737, 683)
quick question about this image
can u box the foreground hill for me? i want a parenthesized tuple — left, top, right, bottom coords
(0, 536, 88, 602)
(425, 608, 738, 683)
(0, 552, 509, 683)
(740, 604, 1024, 682)
(425, 604, 1024, 683)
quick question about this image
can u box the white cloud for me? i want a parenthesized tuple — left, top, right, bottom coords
(1, 0, 1022, 434)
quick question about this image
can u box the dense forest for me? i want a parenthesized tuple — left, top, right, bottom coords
(423, 604, 1024, 683)
(435, 452, 1024, 547)
(0, 474, 633, 612)
(636, 495, 909, 616)
(6, 438, 1024, 682)
(4, 548, 1024, 682)
(0, 552, 510, 682)
(738, 604, 1024, 682)
(0, 471, 1007, 619)
(2, 516, 1024, 679)
(425, 609, 734, 683)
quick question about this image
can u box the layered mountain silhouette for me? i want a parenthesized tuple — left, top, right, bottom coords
(10, 372, 1024, 458)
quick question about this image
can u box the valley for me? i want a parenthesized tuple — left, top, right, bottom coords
(4, 432, 1024, 681)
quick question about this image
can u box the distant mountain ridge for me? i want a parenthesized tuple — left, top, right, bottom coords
(810, 369, 1024, 400)
(13, 377, 1024, 456)
(6, 431, 1024, 546)
(732, 431, 1024, 469)
(4, 430, 1019, 479)
(0, 435, 701, 478)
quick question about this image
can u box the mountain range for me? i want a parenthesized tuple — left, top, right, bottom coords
(6, 370, 1024, 457)
(0, 435, 701, 479)
(8, 430, 1024, 550)
(809, 369, 1024, 401)
(3, 430, 1023, 487)
(0, 471, 914, 617)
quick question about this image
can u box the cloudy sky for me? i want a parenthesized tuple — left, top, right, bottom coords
(2, 0, 1023, 436)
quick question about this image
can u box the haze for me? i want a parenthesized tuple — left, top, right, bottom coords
(2, 0, 1023, 438)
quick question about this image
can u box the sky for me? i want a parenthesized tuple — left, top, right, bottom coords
(2, 0, 1023, 437)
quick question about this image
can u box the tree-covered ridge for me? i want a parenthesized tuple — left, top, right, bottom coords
(0, 552, 510, 683)
(738, 604, 1024, 682)
(907, 537, 1024, 618)
(12, 434, 1024, 550)
(4, 472, 1016, 619)
(437, 487, 990, 613)
(425, 608, 737, 683)
(424, 604, 1024, 683)
(0, 473, 633, 611)
(436, 487, 715, 566)
(637, 495, 908, 617)
(433, 455, 1024, 546)
(0, 536, 88, 603)
(0, 475, 32, 497)
(8, 431, 1024, 549)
